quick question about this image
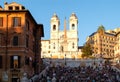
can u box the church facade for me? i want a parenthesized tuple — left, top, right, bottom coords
(41, 13, 81, 59)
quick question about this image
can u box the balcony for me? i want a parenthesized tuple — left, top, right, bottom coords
(10, 68, 21, 77)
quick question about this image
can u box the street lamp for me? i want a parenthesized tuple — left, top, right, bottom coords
(65, 54, 66, 65)
(50, 54, 52, 64)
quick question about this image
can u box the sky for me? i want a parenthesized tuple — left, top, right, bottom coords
(1, 0, 120, 46)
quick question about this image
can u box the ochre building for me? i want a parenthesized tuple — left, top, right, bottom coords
(86, 25, 120, 61)
(0, 2, 44, 82)
(114, 31, 120, 62)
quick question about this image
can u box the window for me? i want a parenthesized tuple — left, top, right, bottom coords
(61, 46, 63, 52)
(53, 25, 56, 31)
(0, 34, 2, 46)
(9, 6, 13, 10)
(10, 56, 21, 68)
(49, 45, 50, 49)
(13, 36, 18, 46)
(26, 20, 29, 30)
(72, 24, 75, 30)
(72, 42, 75, 48)
(13, 17, 21, 27)
(0, 17, 3, 27)
(0, 56, 2, 68)
(53, 43, 55, 49)
(26, 35, 29, 48)
(25, 56, 29, 65)
(22, 6, 25, 10)
(15, 6, 19, 10)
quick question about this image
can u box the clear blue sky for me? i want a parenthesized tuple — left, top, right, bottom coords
(1, 0, 120, 46)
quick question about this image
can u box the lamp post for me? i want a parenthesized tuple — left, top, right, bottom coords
(49, 54, 53, 67)
(50, 54, 52, 64)
(65, 54, 66, 66)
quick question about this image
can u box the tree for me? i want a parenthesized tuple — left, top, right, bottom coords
(82, 43, 93, 58)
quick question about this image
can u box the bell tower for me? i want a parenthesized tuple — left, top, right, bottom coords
(50, 13, 60, 56)
(69, 13, 78, 31)
(68, 13, 78, 52)
(50, 13, 60, 39)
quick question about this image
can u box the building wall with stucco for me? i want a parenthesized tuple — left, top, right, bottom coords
(87, 26, 120, 60)
(0, 2, 44, 82)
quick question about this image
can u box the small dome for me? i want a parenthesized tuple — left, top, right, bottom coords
(51, 13, 59, 20)
(70, 13, 78, 19)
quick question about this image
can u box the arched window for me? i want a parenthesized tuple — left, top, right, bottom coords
(72, 24, 75, 30)
(53, 25, 56, 31)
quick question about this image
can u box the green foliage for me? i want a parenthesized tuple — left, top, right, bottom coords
(82, 43, 93, 58)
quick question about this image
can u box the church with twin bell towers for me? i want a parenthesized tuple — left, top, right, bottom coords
(41, 13, 80, 59)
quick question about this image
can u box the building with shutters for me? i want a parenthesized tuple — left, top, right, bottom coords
(0, 2, 44, 82)
(86, 25, 120, 61)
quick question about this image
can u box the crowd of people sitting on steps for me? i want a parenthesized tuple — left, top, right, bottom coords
(39, 63, 120, 82)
